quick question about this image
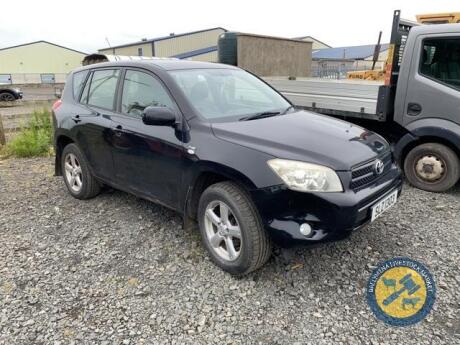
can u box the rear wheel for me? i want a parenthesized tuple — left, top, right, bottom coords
(198, 181, 271, 275)
(404, 143, 459, 192)
(61, 143, 101, 199)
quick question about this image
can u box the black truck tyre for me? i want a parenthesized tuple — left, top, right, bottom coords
(404, 143, 459, 192)
(198, 181, 271, 275)
(61, 143, 101, 199)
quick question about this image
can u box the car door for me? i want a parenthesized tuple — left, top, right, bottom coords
(401, 34, 460, 127)
(74, 68, 120, 181)
(109, 68, 185, 209)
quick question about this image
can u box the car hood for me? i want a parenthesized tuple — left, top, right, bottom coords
(211, 111, 389, 170)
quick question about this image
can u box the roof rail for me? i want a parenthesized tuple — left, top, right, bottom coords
(82, 54, 178, 66)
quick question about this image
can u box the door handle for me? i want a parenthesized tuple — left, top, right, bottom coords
(407, 103, 422, 116)
(71, 115, 81, 123)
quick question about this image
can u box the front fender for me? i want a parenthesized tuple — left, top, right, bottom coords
(181, 160, 264, 226)
(188, 160, 259, 191)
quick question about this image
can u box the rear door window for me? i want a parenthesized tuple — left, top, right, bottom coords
(86, 69, 120, 110)
(420, 38, 460, 90)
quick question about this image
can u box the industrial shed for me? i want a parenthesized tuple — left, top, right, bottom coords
(312, 43, 390, 76)
(0, 41, 86, 85)
(295, 36, 331, 50)
(98, 28, 226, 62)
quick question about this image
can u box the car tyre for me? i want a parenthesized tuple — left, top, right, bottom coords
(404, 143, 459, 192)
(198, 181, 271, 275)
(61, 143, 101, 199)
(0, 92, 15, 102)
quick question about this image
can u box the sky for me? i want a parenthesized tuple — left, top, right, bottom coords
(0, 0, 458, 53)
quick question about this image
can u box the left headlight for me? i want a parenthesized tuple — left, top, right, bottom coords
(267, 159, 343, 192)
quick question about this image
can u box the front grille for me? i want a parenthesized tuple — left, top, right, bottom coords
(350, 152, 392, 191)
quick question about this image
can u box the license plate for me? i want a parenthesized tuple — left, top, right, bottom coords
(371, 190, 398, 222)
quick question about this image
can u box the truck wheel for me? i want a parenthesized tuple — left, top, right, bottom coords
(198, 181, 271, 275)
(404, 143, 459, 192)
(61, 143, 101, 199)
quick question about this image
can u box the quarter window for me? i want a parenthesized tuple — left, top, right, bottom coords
(72, 71, 88, 100)
(420, 38, 460, 90)
(86, 69, 120, 109)
(121, 70, 174, 117)
(80, 72, 92, 103)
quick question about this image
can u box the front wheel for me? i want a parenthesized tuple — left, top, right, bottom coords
(198, 182, 271, 275)
(404, 143, 459, 192)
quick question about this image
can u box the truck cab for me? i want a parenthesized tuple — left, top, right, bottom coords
(390, 18, 460, 192)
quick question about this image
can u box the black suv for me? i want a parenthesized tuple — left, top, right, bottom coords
(53, 60, 402, 275)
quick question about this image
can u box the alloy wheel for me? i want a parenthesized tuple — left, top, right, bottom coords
(64, 153, 83, 193)
(204, 200, 242, 262)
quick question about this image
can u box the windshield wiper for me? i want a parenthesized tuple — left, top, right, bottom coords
(281, 105, 295, 115)
(239, 111, 281, 121)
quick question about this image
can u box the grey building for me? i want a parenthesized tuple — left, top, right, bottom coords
(295, 36, 331, 50)
(99, 28, 226, 62)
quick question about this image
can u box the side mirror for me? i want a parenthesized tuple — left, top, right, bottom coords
(142, 106, 177, 126)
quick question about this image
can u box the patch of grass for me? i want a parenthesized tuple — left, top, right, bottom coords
(6, 109, 53, 158)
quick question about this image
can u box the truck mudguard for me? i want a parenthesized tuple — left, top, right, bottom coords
(395, 118, 460, 163)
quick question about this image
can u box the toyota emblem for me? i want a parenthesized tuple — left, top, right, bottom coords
(374, 159, 385, 175)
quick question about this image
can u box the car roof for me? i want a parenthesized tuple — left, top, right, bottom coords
(74, 59, 238, 73)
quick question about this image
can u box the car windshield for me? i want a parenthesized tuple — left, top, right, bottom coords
(169, 68, 290, 120)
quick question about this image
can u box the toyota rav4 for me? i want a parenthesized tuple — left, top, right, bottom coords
(53, 59, 402, 275)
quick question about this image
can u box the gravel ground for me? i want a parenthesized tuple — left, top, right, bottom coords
(0, 157, 459, 345)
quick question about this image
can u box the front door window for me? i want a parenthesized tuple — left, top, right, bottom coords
(420, 38, 460, 90)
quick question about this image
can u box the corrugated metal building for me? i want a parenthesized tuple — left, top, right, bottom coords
(311, 43, 390, 77)
(312, 43, 390, 61)
(98, 28, 226, 62)
(295, 36, 331, 50)
(0, 41, 86, 85)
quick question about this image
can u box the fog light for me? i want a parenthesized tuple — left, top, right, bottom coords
(299, 223, 312, 236)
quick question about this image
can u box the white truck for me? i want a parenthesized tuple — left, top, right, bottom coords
(265, 11, 460, 192)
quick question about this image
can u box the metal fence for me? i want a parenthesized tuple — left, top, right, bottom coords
(311, 61, 386, 79)
(312, 65, 368, 79)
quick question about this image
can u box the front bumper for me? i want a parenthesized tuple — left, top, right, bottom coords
(250, 163, 403, 247)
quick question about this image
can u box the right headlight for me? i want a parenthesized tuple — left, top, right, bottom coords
(267, 159, 343, 193)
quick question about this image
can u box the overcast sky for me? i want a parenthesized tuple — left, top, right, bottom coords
(1, 0, 458, 53)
